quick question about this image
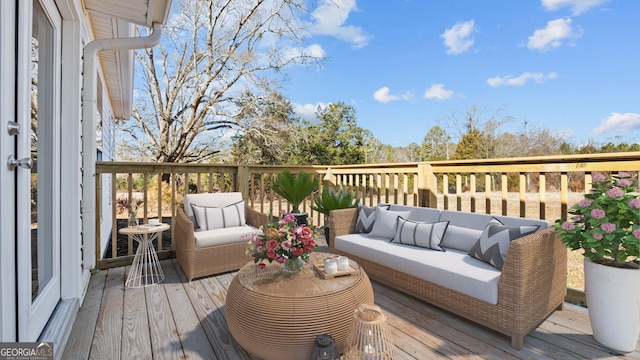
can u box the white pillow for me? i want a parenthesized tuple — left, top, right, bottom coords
(368, 207, 411, 239)
(191, 201, 245, 230)
(391, 217, 449, 251)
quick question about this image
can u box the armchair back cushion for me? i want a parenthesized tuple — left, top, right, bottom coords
(191, 201, 245, 230)
(184, 192, 244, 229)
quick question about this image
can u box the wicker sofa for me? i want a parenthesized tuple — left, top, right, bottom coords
(328, 205, 567, 350)
(174, 192, 268, 281)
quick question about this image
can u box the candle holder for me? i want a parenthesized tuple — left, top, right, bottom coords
(308, 333, 340, 360)
(343, 304, 394, 359)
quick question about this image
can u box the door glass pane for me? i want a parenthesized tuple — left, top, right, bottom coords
(31, 0, 54, 301)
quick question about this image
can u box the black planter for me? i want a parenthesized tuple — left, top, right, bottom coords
(284, 212, 308, 226)
(324, 226, 331, 247)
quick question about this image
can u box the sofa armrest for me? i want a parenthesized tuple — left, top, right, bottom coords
(245, 206, 269, 228)
(328, 208, 358, 251)
(498, 227, 567, 332)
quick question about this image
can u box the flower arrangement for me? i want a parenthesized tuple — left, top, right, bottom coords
(247, 212, 319, 269)
(554, 172, 640, 268)
(116, 196, 144, 226)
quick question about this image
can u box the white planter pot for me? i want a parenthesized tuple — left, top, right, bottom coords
(584, 257, 640, 352)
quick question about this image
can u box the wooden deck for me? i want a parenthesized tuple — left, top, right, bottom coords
(62, 258, 639, 360)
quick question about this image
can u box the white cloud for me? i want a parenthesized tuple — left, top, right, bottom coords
(527, 18, 581, 51)
(373, 87, 398, 103)
(542, 0, 610, 15)
(283, 43, 326, 63)
(441, 20, 475, 55)
(423, 84, 454, 101)
(372, 87, 414, 103)
(294, 102, 327, 121)
(310, 0, 370, 48)
(592, 112, 640, 135)
(487, 72, 558, 86)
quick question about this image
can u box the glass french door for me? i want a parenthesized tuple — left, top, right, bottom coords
(15, 0, 62, 341)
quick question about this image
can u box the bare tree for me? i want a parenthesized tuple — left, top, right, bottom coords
(118, 0, 322, 163)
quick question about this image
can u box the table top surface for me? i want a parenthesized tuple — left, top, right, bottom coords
(236, 252, 363, 298)
(118, 223, 170, 235)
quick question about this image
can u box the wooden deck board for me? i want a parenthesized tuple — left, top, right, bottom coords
(161, 260, 214, 360)
(61, 269, 106, 360)
(122, 277, 152, 360)
(65, 259, 640, 360)
(144, 263, 183, 360)
(89, 266, 125, 360)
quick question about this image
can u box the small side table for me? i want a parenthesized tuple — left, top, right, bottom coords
(119, 223, 170, 287)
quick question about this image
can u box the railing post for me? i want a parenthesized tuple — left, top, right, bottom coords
(237, 166, 249, 200)
(323, 167, 335, 189)
(417, 163, 436, 208)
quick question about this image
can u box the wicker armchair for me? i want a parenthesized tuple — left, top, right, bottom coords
(174, 193, 269, 281)
(329, 207, 567, 350)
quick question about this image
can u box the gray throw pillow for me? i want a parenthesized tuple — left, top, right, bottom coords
(368, 208, 411, 239)
(353, 204, 390, 233)
(391, 217, 449, 251)
(468, 218, 539, 270)
(191, 201, 245, 230)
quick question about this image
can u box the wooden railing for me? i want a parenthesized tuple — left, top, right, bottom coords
(95, 153, 640, 302)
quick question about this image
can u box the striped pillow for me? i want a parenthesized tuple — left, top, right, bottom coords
(191, 201, 245, 230)
(391, 217, 449, 251)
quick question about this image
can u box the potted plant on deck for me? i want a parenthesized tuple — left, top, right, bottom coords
(554, 172, 640, 352)
(311, 187, 359, 247)
(271, 170, 319, 225)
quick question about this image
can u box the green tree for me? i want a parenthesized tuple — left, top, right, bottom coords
(289, 102, 372, 165)
(421, 126, 452, 161)
(230, 92, 298, 165)
(453, 123, 484, 160)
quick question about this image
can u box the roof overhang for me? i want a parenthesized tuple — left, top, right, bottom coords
(84, 0, 171, 119)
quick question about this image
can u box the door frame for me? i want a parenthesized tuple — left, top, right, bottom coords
(16, 0, 62, 341)
(0, 0, 18, 341)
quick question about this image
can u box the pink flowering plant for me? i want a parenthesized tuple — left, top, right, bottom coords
(246, 213, 319, 269)
(554, 172, 640, 268)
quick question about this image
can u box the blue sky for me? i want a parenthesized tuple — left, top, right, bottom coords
(283, 0, 640, 147)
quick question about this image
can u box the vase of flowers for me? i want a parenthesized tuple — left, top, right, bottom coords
(116, 196, 144, 228)
(246, 213, 319, 273)
(554, 172, 640, 352)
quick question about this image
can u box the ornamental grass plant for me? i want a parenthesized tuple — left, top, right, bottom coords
(554, 172, 640, 268)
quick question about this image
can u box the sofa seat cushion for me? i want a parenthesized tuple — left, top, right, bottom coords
(195, 225, 261, 248)
(335, 234, 501, 304)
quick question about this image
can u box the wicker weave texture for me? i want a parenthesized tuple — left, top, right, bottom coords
(226, 259, 374, 360)
(175, 204, 269, 281)
(343, 304, 394, 359)
(329, 207, 567, 349)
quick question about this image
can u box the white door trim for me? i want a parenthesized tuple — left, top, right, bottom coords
(0, 0, 18, 341)
(17, 0, 63, 341)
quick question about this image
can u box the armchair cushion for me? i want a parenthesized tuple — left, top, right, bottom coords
(194, 224, 260, 248)
(191, 201, 245, 230)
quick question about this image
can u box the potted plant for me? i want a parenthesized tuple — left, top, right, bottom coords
(271, 170, 319, 225)
(311, 187, 359, 246)
(554, 172, 640, 352)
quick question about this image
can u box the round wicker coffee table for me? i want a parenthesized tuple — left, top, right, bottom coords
(225, 254, 374, 360)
